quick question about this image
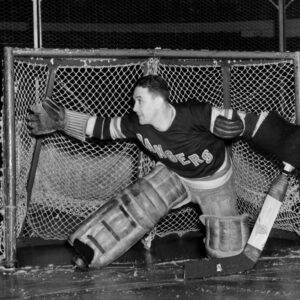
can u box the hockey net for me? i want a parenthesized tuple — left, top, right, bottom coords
(1, 48, 300, 262)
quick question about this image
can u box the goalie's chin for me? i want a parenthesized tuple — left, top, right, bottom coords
(137, 115, 146, 125)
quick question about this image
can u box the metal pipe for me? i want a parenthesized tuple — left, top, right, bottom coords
(32, 0, 38, 48)
(38, 0, 43, 48)
(293, 51, 300, 191)
(278, 0, 286, 52)
(32, 0, 42, 48)
(12, 47, 296, 60)
(293, 52, 300, 124)
(3, 47, 17, 268)
(222, 64, 231, 109)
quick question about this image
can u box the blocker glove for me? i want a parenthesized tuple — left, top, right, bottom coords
(212, 108, 261, 140)
(27, 97, 66, 135)
(212, 109, 244, 139)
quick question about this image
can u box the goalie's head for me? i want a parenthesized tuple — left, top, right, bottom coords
(132, 75, 174, 130)
(133, 75, 170, 103)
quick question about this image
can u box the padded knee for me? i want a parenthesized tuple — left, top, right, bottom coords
(200, 214, 249, 258)
(68, 164, 188, 268)
(250, 111, 300, 169)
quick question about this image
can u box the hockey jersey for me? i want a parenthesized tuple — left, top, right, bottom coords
(92, 101, 226, 179)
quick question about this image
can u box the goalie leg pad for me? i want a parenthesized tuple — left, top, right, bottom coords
(250, 111, 300, 169)
(68, 164, 189, 268)
(200, 214, 249, 258)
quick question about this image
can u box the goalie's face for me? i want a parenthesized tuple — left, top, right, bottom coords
(133, 86, 164, 126)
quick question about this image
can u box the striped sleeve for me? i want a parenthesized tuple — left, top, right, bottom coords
(89, 116, 127, 140)
(110, 117, 126, 139)
(87, 112, 139, 140)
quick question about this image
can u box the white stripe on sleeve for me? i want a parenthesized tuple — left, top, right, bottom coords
(85, 116, 97, 137)
(110, 117, 126, 139)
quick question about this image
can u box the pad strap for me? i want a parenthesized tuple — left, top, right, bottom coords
(64, 109, 90, 142)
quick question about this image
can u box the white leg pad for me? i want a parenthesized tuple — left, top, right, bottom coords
(68, 164, 189, 268)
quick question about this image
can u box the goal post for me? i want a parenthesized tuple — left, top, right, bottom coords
(1, 47, 300, 268)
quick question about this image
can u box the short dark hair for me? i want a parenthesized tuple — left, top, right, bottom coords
(133, 75, 170, 102)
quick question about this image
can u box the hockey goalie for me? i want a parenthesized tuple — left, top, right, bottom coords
(27, 75, 300, 269)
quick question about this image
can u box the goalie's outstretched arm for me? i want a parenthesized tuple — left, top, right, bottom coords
(247, 111, 300, 169)
(212, 107, 300, 169)
(27, 97, 126, 141)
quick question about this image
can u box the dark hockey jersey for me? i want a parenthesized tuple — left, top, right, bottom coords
(92, 101, 226, 179)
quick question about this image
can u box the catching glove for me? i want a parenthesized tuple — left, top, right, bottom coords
(27, 97, 66, 136)
(27, 97, 91, 141)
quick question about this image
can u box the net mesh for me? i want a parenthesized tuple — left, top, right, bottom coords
(1, 50, 300, 262)
(230, 60, 299, 232)
(17, 59, 146, 240)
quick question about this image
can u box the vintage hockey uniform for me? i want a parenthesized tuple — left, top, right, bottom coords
(91, 100, 227, 179)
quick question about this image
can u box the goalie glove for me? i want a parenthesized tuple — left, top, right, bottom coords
(27, 97, 90, 141)
(27, 97, 66, 135)
(211, 107, 261, 140)
(212, 109, 244, 139)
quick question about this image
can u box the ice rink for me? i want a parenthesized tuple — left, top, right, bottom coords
(1, 230, 300, 300)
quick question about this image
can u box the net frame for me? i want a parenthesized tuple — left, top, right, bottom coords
(2, 47, 300, 268)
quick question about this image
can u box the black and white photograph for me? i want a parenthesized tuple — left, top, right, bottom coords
(1, 1, 300, 299)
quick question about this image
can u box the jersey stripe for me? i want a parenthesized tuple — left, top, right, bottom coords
(93, 117, 106, 139)
(110, 117, 126, 139)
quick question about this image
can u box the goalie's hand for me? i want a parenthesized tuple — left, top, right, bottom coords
(27, 97, 66, 136)
(213, 110, 244, 139)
